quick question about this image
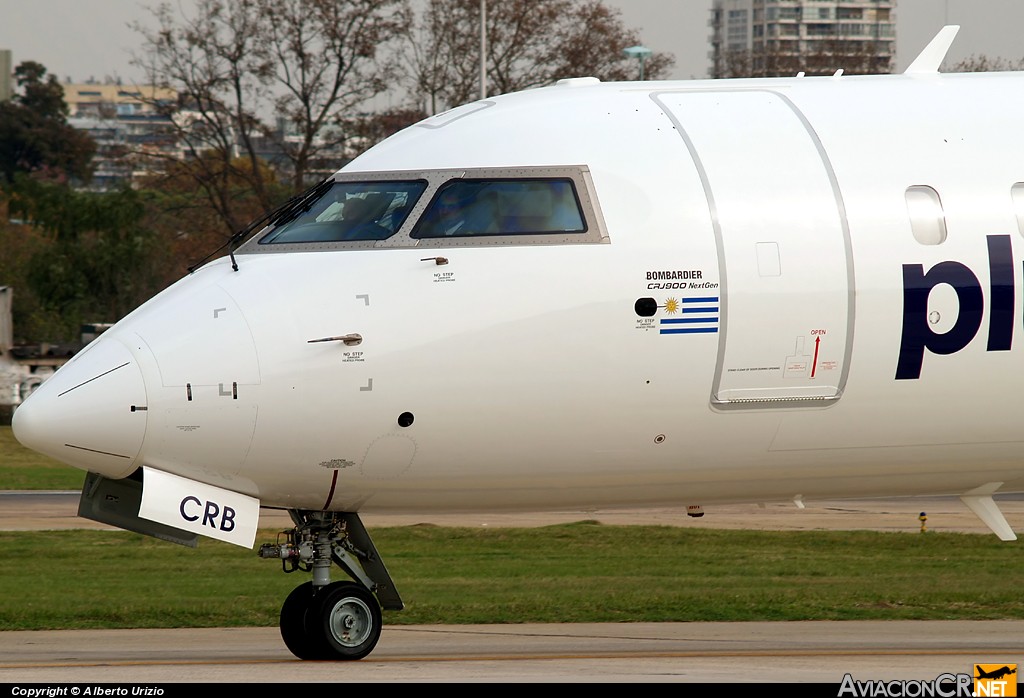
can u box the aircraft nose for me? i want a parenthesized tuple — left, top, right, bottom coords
(12, 338, 148, 480)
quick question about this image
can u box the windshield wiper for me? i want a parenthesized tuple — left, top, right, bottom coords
(187, 177, 336, 274)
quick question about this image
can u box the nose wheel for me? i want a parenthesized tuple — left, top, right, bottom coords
(279, 582, 318, 660)
(315, 582, 382, 658)
(262, 511, 399, 661)
(280, 581, 382, 660)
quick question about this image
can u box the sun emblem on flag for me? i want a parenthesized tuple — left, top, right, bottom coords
(663, 298, 679, 314)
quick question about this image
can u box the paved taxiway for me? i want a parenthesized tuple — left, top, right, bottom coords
(3, 621, 1023, 683)
(2, 492, 1023, 682)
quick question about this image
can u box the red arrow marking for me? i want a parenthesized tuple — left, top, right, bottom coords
(811, 336, 821, 378)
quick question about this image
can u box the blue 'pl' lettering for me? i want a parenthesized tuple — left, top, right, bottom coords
(987, 235, 1014, 351)
(896, 234, 1013, 379)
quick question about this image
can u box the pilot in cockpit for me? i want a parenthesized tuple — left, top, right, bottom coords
(433, 191, 467, 236)
(342, 196, 390, 240)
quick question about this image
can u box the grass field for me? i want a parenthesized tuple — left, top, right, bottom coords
(0, 425, 83, 490)
(1, 524, 1022, 631)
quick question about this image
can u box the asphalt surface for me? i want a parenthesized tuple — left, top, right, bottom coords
(2, 621, 1023, 683)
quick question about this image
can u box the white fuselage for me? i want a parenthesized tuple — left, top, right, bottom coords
(15, 72, 1024, 513)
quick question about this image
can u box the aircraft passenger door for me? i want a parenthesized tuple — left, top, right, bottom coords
(658, 90, 853, 406)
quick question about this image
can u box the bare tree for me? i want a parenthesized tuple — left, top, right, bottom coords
(342, 107, 430, 156)
(713, 39, 891, 79)
(397, 1, 462, 116)
(132, 1, 268, 233)
(948, 54, 1024, 73)
(132, 0, 408, 234)
(400, 0, 674, 114)
(260, 0, 407, 190)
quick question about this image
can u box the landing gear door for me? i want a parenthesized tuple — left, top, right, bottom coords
(659, 91, 853, 407)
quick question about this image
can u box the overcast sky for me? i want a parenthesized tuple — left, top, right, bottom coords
(2, 0, 1023, 86)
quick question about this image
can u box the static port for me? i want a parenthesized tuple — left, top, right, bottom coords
(635, 298, 657, 317)
(398, 412, 414, 427)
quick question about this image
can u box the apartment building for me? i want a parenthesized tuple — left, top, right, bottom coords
(709, 0, 896, 77)
(62, 82, 181, 190)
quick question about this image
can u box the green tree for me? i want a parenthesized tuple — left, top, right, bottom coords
(2, 178, 167, 341)
(0, 61, 95, 185)
(138, 152, 287, 272)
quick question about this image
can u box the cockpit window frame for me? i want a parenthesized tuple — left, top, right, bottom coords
(235, 165, 609, 255)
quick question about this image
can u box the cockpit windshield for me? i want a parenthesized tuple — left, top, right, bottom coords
(259, 180, 427, 244)
(412, 179, 586, 238)
(236, 166, 607, 254)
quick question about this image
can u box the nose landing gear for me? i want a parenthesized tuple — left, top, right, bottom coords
(259, 511, 402, 660)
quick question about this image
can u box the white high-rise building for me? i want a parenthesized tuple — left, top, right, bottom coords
(709, 0, 896, 78)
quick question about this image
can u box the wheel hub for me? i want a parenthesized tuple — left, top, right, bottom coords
(328, 597, 373, 646)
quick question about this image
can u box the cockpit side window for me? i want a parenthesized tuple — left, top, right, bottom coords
(258, 180, 427, 244)
(411, 179, 586, 239)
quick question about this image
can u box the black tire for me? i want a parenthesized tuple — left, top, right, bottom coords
(280, 582, 326, 660)
(311, 581, 382, 660)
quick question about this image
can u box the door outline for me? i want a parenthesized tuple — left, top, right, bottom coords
(651, 88, 855, 409)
